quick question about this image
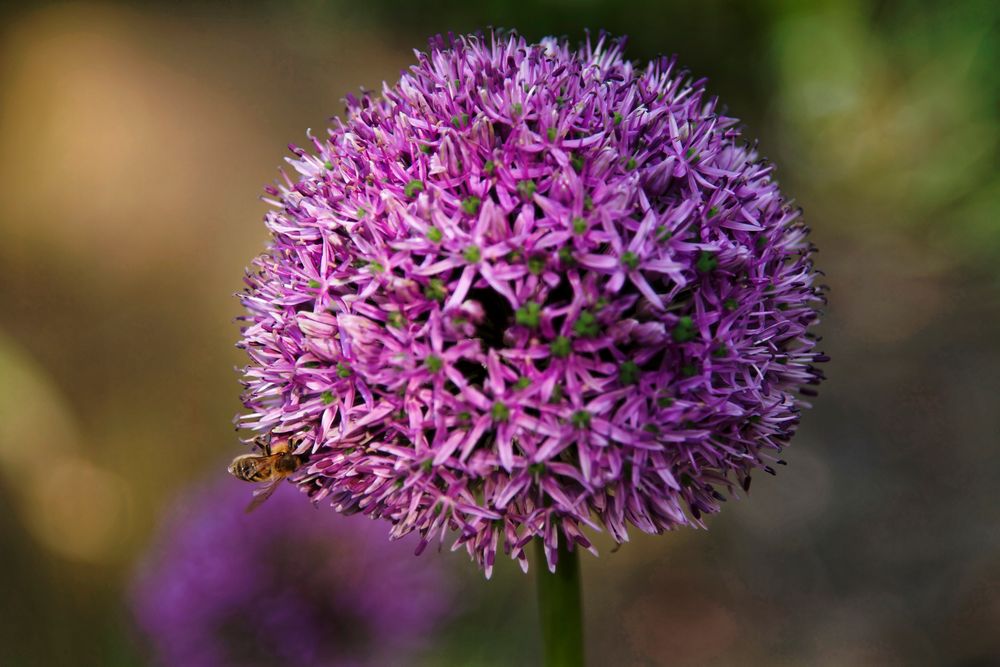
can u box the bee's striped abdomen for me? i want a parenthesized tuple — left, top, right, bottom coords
(229, 455, 270, 482)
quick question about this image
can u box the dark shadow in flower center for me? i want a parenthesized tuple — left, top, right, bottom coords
(468, 287, 513, 352)
(451, 287, 513, 386)
(453, 359, 487, 386)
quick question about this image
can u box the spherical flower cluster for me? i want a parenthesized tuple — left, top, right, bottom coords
(237, 31, 827, 576)
(131, 479, 452, 666)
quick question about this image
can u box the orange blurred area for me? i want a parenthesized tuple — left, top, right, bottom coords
(0, 0, 409, 515)
(0, 1, 997, 665)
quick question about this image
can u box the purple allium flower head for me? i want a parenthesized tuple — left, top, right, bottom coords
(131, 479, 452, 666)
(237, 31, 828, 576)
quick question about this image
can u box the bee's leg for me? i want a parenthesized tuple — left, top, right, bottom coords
(288, 434, 304, 452)
(253, 434, 271, 455)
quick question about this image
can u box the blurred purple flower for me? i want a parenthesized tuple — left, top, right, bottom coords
(237, 31, 827, 576)
(131, 479, 452, 667)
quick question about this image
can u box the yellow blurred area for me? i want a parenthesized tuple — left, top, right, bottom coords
(0, 330, 131, 564)
(0, 2, 407, 280)
(0, 330, 79, 466)
(0, 3, 408, 572)
(0, 6, 240, 269)
(27, 455, 132, 563)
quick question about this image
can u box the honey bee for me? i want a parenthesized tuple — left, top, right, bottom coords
(228, 435, 306, 512)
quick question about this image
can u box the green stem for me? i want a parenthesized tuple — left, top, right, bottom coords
(535, 539, 584, 666)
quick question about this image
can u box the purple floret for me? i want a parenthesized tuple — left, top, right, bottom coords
(131, 479, 453, 666)
(237, 31, 827, 576)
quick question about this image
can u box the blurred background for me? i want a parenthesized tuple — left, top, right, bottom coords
(0, 0, 997, 665)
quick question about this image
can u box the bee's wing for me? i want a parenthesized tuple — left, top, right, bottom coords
(230, 453, 285, 481)
(244, 479, 281, 513)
